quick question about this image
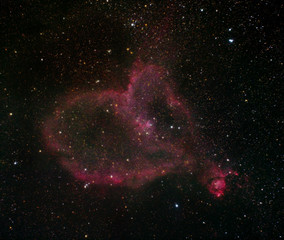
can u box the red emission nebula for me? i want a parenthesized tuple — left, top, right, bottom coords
(42, 60, 238, 198)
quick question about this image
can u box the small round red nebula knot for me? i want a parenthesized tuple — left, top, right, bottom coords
(208, 177, 226, 198)
(197, 162, 238, 197)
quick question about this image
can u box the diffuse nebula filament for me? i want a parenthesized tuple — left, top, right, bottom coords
(43, 60, 237, 197)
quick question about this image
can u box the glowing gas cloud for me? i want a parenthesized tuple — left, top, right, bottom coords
(42, 60, 237, 197)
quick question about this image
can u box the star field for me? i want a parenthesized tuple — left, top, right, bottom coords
(1, 0, 283, 239)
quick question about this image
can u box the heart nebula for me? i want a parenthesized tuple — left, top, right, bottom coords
(43, 61, 237, 197)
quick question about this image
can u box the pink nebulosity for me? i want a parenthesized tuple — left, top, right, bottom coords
(42, 60, 237, 195)
(198, 163, 240, 197)
(208, 178, 226, 197)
